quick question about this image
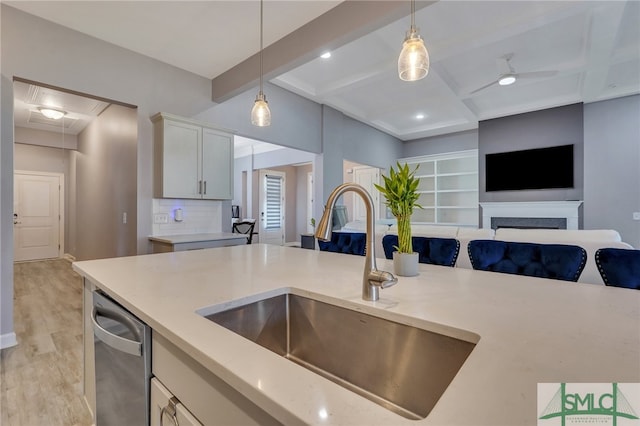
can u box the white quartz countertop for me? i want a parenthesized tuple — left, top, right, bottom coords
(73, 244, 640, 426)
(148, 232, 246, 244)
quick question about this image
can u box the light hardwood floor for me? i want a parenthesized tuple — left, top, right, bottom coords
(1, 259, 92, 426)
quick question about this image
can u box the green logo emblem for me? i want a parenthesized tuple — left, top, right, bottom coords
(539, 383, 639, 426)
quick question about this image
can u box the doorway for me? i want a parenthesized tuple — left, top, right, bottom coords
(307, 172, 314, 234)
(13, 171, 64, 261)
(352, 165, 380, 221)
(259, 169, 285, 246)
(13, 78, 138, 261)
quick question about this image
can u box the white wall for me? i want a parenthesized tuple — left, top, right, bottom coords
(151, 199, 222, 236)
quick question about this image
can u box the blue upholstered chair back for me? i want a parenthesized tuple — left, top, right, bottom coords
(318, 232, 366, 256)
(468, 240, 587, 282)
(382, 235, 460, 267)
(595, 248, 640, 290)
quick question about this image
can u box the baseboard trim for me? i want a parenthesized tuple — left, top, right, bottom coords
(0, 332, 17, 349)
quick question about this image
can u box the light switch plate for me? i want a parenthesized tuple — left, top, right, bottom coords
(633, 212, 640, 221)
(154, 213, 169, 224)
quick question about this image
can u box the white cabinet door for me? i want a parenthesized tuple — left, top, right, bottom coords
(153, 113, 233, 200)
(150, 378, 203, 426)
(201, 128, 233, 200)
(162, 120, 201, 199)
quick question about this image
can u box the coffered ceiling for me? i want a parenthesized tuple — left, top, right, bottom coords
(7, 1, 639, 140)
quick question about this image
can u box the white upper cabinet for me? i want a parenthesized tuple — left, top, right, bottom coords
(152, 113, 233, 200)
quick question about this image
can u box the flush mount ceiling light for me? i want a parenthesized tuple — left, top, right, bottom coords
(251, 0, 271, 127)
(398, 0, 429, 81)
(415, 113, 425, 119)
(38, 107, 66, 120)
(320, 52, 331, 59)
(498, 74, 516, 86)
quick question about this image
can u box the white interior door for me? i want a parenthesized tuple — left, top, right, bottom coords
(259, 170, 285, 245)
(14, 171, 63, 261)
(353, 166, 380, 221)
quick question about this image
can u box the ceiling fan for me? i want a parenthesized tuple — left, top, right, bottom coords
(469, 53, 558, 95)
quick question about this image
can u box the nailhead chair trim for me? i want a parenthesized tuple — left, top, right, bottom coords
(468, 239, 587, 282)
(595, 248, 640, 290)
(382, 235, 460, 267)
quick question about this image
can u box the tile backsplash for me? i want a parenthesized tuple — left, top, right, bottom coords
(152, 198, 222, 235)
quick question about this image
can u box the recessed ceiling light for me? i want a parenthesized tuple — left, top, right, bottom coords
(415, 113, 425, 120)
(38, 107, 66, 120)
(320, 52, 331, 59)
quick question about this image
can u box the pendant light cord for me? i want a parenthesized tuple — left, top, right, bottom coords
(410, 0, 415, 31)
(259, 0, 264, 95)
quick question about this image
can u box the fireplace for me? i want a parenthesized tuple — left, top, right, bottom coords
(480, 201, 583, 230)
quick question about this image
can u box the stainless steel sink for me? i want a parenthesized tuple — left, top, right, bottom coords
(202, 292, 477, 420)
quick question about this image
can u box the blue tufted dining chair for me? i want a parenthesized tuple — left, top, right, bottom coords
(468, 239, 587, 282)
(595, 248, 640, 290)
(317, 232, 366, 256)
(382, 235, 460, 267)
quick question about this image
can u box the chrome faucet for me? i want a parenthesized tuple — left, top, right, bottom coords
(315, 183, 398, 301)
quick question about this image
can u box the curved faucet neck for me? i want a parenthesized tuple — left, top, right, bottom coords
(315, 183, 397, 301)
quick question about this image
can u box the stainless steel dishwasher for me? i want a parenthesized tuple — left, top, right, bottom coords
(92, 290, 151, 426)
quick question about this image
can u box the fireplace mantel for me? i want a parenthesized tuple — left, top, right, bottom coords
(480, 201, 583, 230)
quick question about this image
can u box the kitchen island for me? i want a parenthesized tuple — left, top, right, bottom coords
(73, 244, 640, 425)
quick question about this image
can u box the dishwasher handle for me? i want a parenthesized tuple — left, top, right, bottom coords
(92, 306, 143, 357)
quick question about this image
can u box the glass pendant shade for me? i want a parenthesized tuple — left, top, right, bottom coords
(398, 29, 429, 81)
(251, 92, 271, 127)
(251, 0, 271, 126)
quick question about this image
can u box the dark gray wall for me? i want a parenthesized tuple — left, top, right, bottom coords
(584, 95, 640, 247)
(479, 103, 584, 203)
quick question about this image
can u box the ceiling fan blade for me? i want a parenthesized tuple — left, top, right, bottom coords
(469, 79, 499, 95)
(517, 70, 558, 79)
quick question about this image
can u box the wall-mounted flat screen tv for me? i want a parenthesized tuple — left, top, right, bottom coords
(485, 144, 574, 191)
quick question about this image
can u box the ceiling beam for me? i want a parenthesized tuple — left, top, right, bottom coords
(212, 0, 436, 103)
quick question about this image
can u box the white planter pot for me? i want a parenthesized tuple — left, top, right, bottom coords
(393, 251, 419, 277)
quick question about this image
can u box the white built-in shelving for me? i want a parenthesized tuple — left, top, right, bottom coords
(400, 150, 479, 227)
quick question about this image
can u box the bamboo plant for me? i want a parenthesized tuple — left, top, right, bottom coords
(374, 162, 422, 254)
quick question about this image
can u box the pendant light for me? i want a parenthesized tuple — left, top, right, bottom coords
(398, 0, 429, 82)
(251, 0, 271, 127)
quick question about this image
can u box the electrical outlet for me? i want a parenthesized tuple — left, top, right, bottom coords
(154, 213, 169, 224)
(633, 212, 640, 221)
